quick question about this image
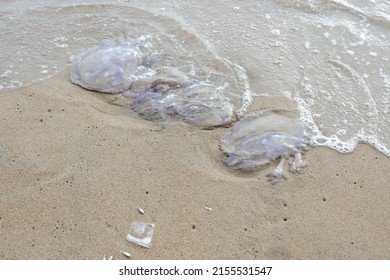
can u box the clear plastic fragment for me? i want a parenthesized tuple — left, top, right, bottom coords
(126, 222, 155, 248)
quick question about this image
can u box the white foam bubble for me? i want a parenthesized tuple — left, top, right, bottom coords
(336, 129, 347, 136)
(294, 94, 390, 157)
(0, 70, 13, 78)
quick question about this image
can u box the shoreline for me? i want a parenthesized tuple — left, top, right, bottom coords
(0, 72, 389, 259)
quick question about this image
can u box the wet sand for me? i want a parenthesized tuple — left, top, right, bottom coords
(0, 71, 389, 259)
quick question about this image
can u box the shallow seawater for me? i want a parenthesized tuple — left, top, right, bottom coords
(1, 0, 390, 156)
(0, 2, 250, 118)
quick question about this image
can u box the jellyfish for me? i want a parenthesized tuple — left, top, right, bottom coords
(220, 111, 309, 179)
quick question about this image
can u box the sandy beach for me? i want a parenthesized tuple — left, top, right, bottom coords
(1, 71, 389, 260)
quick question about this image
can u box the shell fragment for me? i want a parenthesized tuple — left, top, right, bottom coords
(121, 251, 131, 258)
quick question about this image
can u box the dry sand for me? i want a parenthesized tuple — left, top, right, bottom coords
(0, 71, 389, 260)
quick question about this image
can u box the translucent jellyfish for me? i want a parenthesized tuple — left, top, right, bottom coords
(69, 36, 243, 127)
(220, 111, 309, 180)
(124, 67, 234, 127)
(70, 39, 144, 93)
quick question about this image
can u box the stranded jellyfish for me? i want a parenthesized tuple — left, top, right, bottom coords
(69, 38, 240, 127)
(220, 111, 309, 180)
(124, 67, 233, 127)
(70, 39, 145, 93)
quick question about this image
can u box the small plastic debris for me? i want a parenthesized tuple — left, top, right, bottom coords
(138, 208, 145, 214)
(103, 255, 113, 260)
(126, 221, 155, 248)
(204, 206, 213, 212)
(121, 251, 131, 258)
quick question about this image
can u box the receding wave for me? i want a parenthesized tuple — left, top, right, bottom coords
(0, 4, 251, 117)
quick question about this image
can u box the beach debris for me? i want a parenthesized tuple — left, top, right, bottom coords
(69, 34, 250, 128)
(121, 251, 131, 258)
(204, 206, 213, 212)
(138, 207, 145, 214)
(103, 255, 113, 260)
(220, 111, 309, 180)
(126, 221, 155, 248)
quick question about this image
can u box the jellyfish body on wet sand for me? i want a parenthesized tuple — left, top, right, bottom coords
(69, 38, 236, 127)
(220, 111, 309, 180)
(70, 39, 145, 94)
(125, 67, 234, 127)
